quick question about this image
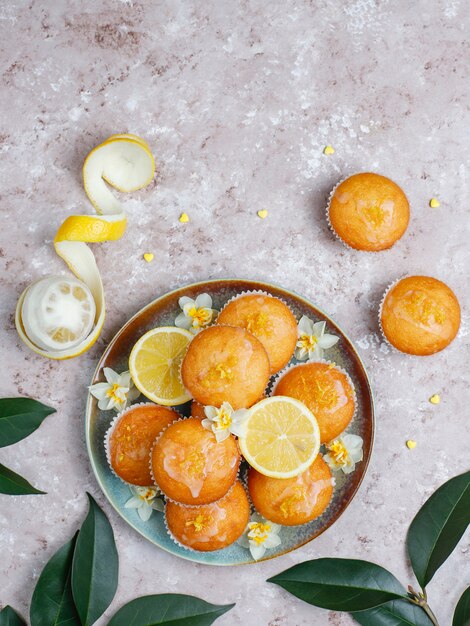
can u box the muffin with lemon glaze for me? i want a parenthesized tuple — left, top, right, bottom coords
(165, 481, 250, 551)
(151, 417, 240, 505)
(217, 293, 297, 374)
(273, 362, 355, 443)
(106, 403, 178, 485)
(248, 456, 334, 526)
(380, 275, 460, 355)
(328, 173, 410, 251)
(181, 325, 270, 409)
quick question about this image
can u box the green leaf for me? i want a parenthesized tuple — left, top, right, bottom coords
(453, 586, 470, 626)
(0, 398, 55, 448)
(268, 558, 407, 612)
(0, 606, 26, 625)
(30, 533, 81, 626)
(0, 462, 45, 495)
(407, 470, 470, 589)
(352, 598, 435, 625)
(71, 493, 118, 626)
(107, 594, 235, 626)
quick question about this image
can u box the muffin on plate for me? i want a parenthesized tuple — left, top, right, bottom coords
(328, 173, 410, 251)
(165, 480, 250, 551)
(181, 325, 270, 409)
(217, 293, 297, 374)
(248, 456, 334, 526)
(106, 403, 178, 486)
(190, 400, 206, 420)
(273, 362, 355, 443)
(380, 275, 460, 355)
(151, 417, 240, 505)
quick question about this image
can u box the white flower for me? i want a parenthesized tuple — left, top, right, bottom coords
(201, 402, 249, 442)
(238, 514, 282, 561)
(89, 367, 140, 412)
(295, 316, 339, 361)
(175, 293, 217, 334)
(324, 434, 364, 474)
(124, 486, 164, 522)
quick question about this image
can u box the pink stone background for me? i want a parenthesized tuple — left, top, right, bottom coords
(0, 1, 469, 624)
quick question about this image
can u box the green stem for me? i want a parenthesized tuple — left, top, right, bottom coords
(407, 588, 440, 626)
(420, 602, 440, 626)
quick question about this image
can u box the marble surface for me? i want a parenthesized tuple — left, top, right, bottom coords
(1, 1, 469, 624)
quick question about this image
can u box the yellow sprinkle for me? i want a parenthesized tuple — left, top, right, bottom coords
(323, 145, 335, 155)
(429, 394, 440, 405)
(406, 440, 417, 449)
(257, 210, 268, 219)
(429, 198, 440, 208)
(143, 253, 154, 263)
(179, 212, 189, 223)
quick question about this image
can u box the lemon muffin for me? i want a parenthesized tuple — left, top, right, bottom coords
(181, 325, 270, 409)
(248, 456, 333, 525)
(107, 403, 178, 485)
(151, 417, 240, 505)
(217, 294, 297, 374)
(273, 362, 355, 443)
(165, 481, 250, 551)
(190, 400, 206, 420)
(328, 173, 410, 251)
(380, 276, 460, 355)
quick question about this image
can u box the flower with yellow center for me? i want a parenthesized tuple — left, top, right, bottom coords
(175, 293, 218, 334)
(202, 401, 249, 442)
(238, 514, 282, 560)
(295, 316, 339, 361)
(324, 433, 363, 475)
(124, 486, 164, 521)
(89, 367, 140, 411)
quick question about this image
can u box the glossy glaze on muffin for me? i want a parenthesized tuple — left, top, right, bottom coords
(151, 417, 240, 505)
(380, 275, 460, 355)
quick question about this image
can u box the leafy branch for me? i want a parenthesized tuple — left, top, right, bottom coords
(1, 493, 234, 626)
(0, 398, 55, 495)
(269, 471, 470, 626)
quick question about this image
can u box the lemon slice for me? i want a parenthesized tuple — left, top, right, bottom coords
(21, 275, 95, 352)
(129, 327, 193, 406)
(15, 134, 155, 360)
(238, 396, 321, 478)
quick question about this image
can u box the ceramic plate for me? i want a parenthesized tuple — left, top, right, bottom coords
(86, 279, 374, 565)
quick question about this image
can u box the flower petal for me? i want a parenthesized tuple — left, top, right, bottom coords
(88, 383, 110, 400)
(195, 293, 212, 309)
(152, 499, 165, 512)
(118, 371, 132, 387)
(294, 347, 309, 361)
(98, 396, 112, 410)
(230, 422, 247, 438)
(214, 428, 230, 443)
(342, 462, 356, 475)
(103, 367, 120, 385)
(298, 315, 314, 335)
(201, 418, 213, 432)
(138, 505, 153, 521)
(308, 345, 323, 360)
(312, 321, 326, 337)
(204, 406, 218, 420)
(124, 497, 142, 509)
(318, 333, 339, 349)
(237, 533, 251, 548)
(263, 534, 282, 549)
(249, 543, 266, 561)
(179, 296, 194, 310)
(175, 312, 192, 329)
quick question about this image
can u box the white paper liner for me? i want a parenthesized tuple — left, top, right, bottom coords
(326, 174, 405, 253)
(268, 359, 358, 439)
(148, 416, 241, 508)
(104, 401, 175, 488)
(163, 480, 244, 553)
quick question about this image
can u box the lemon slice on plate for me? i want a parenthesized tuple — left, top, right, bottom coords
(238, 396, 321, 478)
(129, 327, 193, 406)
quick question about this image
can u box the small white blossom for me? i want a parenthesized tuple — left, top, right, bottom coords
(201, 402, 249, 442)
(89, 367, 140, 412)
(124, 486, 164, 522)
(175, 293, 217, 334)
(324, 434, 364, 474)
(238, 514, 282, 561)
(295, 316, 339, 361)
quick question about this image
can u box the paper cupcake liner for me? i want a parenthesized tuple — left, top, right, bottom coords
(377, 275, 410, 354)
(148, 416, 241, 508)
(268, 359, 358, 437)
(104, 401, 168, 488)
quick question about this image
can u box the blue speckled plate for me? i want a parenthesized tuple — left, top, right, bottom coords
(86, 279, 374, 565)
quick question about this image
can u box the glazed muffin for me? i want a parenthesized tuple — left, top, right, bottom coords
(165, 481, 250, 551)
(380, 276, 460, 355)
(273, 362, 355, 443)
(328, 173, 410, 251)
(217, 293, 297, 374)
(151, 417, 240, 505)
(107, 403, 178, 485)
(181, 325, 270, 409)
(248, 456, 334, 526)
